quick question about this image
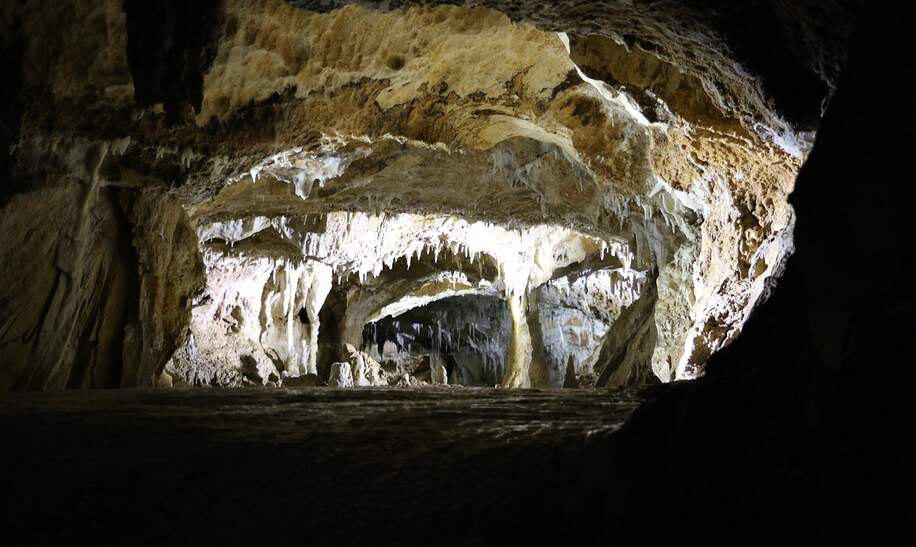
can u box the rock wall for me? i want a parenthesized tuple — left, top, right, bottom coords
(164, 256, 331, 386)
(0, 139, 203, 390)
(181, 0, 803, 383)
(537, 268, 645, 386)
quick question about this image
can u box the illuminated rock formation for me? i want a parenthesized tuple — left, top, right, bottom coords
(1, 0, 851, 391)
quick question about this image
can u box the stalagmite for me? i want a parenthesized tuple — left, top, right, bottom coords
(328, 362, 353, 388)
(502, 292, 536, 388)
(430, 355, 448, 386)
(563, 355, 578, 389)
(346, 344, 387, 386)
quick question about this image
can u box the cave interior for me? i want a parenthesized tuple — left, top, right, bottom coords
(1, 0, 913, 544)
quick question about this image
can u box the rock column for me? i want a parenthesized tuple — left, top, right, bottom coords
(501, 291, 549, 388)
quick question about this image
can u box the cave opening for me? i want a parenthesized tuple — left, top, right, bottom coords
(362, 294, 510, 386)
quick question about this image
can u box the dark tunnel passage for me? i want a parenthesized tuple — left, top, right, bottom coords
(362, 294, 511, 386)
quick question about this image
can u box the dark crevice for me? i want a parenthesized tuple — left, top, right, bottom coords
(115, 191, 144, 388)
(364, 294, 510, 386)
(297, 307, 311, 325)
(0, 21, 24, 202)
(683, 0, 864, 129)
(316, 285, 347, 380)
(123, 0, 224, 120)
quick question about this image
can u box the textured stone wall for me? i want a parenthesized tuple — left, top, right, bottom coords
(0, 140, 203, 389)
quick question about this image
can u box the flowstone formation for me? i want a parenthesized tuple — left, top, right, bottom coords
(172, 210, 641, 387)
(0, 0, 844, 392)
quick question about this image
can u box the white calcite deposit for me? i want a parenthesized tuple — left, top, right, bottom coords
(181, 209, 639, 386)
(165, 256, 332, 385)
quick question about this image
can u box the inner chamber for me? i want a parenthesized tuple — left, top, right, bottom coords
(165, 210, 648, 389)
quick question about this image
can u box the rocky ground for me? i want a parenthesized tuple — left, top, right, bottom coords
(1, 386, 643, 545)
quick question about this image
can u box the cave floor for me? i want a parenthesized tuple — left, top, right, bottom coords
(1, 386, 644, 545)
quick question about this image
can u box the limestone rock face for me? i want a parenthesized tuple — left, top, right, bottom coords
(164, 256, 332, 386)
(0, 140, 204, 390)
(0, 0, 856, 390)
(177, 0, 802, 385)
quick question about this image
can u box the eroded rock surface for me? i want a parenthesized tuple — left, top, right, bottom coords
(0, 140, 203, 390)
(1, 0, 854, 391)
